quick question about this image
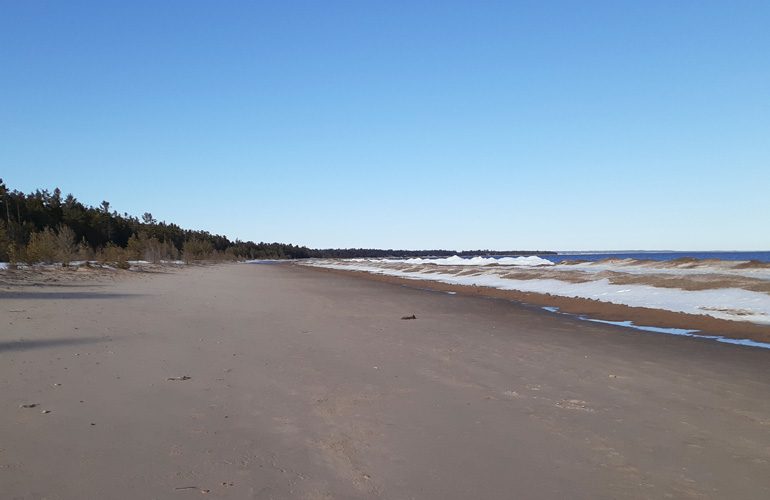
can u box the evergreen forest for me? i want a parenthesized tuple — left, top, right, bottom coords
(0, 180, 551, 267)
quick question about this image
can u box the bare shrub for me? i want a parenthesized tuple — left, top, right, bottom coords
(77, 237, 94, 261)
(55, 224, 77, 266)
(8, 243, 26, 269)
(100, 242, 131, 269)
(143, 236, 165, 263)
(27, 228, 57, 264)
(182, 238, 214, 263)
(213, 249, 237, 261)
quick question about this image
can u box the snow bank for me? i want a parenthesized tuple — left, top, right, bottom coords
(301, 258, 770, 326)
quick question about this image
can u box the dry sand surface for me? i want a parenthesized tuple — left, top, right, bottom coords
(2, 263, 770, 499)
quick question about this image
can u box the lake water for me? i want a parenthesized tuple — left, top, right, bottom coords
(537, 251, 770, 264)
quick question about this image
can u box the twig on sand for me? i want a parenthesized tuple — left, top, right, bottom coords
(166, 375, 192, 381)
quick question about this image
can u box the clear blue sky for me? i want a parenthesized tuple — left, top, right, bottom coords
(2, 1, 768, 251)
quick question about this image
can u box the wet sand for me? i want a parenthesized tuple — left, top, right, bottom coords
(2, 263, 770, 499)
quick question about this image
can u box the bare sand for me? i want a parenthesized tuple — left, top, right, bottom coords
(2, 263, 770, 499)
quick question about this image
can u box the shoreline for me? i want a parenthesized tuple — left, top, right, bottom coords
(296, 264, 770, 345)
(5, 261, 770, 346)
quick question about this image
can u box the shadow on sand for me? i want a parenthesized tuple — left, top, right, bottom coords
(0, 282, 110, 288)
(0, 336, 107, 353)
(1, 291, 146, 300)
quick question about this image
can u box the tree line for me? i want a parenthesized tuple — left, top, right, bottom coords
(0, 180, 551, 267)
(0, 179, 314, 267)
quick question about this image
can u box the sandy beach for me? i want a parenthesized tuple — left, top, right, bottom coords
(2, 263, 770, 499)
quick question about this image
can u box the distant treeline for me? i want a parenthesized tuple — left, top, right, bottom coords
(0, 180, 551, 266)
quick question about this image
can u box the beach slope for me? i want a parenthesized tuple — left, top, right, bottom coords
(2, 263, 770, 499)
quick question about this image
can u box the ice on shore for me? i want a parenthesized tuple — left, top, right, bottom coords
(402, 255, 554, 267)
(301, 256, 770, 326)
(558, 258, 770, 280)
(582, 317, 770, 349)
